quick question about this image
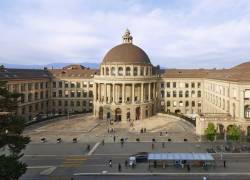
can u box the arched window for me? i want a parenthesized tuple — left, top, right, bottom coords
(185, 91, 189, 97)
(118, 67, 123, 76)
(102, 67, 105, 75)
(140, 67, 144, 76)
(179, 91, 183, 97)
(197, 90, 201, 97)
(111, 67, 116, 76)
(191, 90, 195, 97)
(245, 105, 250, 118)
(106, 67, 110, 75)
(185, 101, 189, 107)
(133, 67, 138, 76)
(126, 67, 131, 76)
(145, 67, 148, 76)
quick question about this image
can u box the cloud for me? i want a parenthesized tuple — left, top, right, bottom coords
(0, 0, 250, 68)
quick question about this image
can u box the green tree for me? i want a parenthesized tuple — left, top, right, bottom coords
(205, 123, 217, 141)
(0, 81, 30, 180)
(227, 125, 241, 141)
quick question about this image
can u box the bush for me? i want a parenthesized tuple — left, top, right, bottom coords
(227, 125, 241, 141)
(205, 123, 217, 141)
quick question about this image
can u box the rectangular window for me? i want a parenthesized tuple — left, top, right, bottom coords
(83, 82, 88, 88)
(185, 83, 189, 88)
(77, 82, 81, 88)
(65, 81, 69, 88)
(166, 82, 170, 88)
(77, 91, 81, 97)
(53, 81, 56, 88)
(28, 83, 32, 91)
(173, 91, 177, 97)
(58, 90, 62, 97)
(59, 81, 62, 88)
(71, 91, 75, 97)
(173, 82, 176, 88)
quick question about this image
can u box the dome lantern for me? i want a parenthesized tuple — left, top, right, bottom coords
(122, 29, 133, 44)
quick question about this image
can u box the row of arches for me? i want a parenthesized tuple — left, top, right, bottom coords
(98, 107, 141, 121)
(101, 65, 152, 76)
(212, 124, 250, 136)
(98, 106, 153, 122)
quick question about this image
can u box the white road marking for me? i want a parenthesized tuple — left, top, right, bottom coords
(88, 142, 100, 156)
(40, 166, 57, 175)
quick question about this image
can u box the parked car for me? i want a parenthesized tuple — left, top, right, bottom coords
(129, 152, 148, 163)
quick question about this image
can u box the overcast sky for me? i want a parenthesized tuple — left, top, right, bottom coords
(1, 0, 250, 68)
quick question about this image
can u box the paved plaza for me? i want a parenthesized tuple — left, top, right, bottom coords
(23, 113, 198, 143)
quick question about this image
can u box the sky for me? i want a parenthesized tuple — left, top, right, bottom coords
(1, 0, 250, 68)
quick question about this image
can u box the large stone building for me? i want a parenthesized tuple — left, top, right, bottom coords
(93, 29, 160, 122)
(1, 29, 250, 136)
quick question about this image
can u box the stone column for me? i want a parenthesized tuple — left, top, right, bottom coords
(112, 84, 115, 103)
(132, 83, 135, 103)
(141, 83, 144, 102)
(149, 83, 151, 101)
(104, 83, 107, 103)
(122, 83, 125, 103)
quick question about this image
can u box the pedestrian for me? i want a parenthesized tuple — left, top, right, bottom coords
(125, 160, 128, 167)
(118, 163, 122, 172)
(87, 144, 90, 151)
(151, 143, 154, 150)
(108, 128, 110, 133)
(102, 139, 105, 145)
(144, 128, 146, 133)
(162, 142, 165, 148)
(109, 160, 112, 167)
(223, 160, 226, 168)
(113, 135, 116, 142)
(187, 164, 190, 172)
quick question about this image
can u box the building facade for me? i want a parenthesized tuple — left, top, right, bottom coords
(93, 29, 160, 122)
(1, 30, 250, 135)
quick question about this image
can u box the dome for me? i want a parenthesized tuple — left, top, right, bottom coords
(102, 29, 151, 65)
(102, 43, 151, 65)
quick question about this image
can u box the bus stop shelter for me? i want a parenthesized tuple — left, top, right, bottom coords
(148, 153, 214, 168)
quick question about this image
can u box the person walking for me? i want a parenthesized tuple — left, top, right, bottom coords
(109, 160, 112, 167)
(223, 160, 226, 167)
(125, 160, 128, 167)
(162, 142, 165, 148)
(118, 163, 122, 172)
(113, 135, 116, 142)
(151, 143, 155, 150)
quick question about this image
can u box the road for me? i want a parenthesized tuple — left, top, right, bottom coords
(20, 142, 250, 180)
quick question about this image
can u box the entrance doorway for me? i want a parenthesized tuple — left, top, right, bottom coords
(136, 107, 140, 120)
(115, 108, 122, 122)
(99, 107, 103, 120)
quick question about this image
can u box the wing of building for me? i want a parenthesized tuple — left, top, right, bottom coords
(1, 30, 250, 136)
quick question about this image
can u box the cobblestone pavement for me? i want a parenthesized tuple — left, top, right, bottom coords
(23, 113, 198, 143)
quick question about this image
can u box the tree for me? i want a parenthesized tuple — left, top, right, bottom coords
(205, 123, 217, 141)
(0, 81, 30, 180)
(227, 125, 241, 141)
